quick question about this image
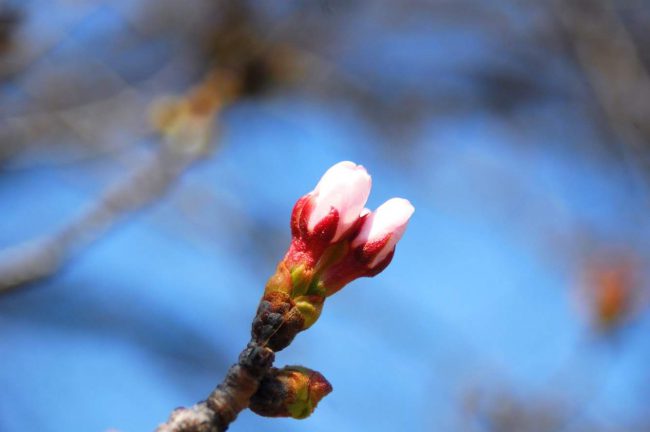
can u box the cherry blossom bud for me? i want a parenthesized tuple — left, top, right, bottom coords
(288, 162, 371, 267)
(352, 198, 414, 268)
(250, 366, 333, 419)
(321, 198, 414, 295)
(258, 163, 412, 337)
(309, 161, 371, 241)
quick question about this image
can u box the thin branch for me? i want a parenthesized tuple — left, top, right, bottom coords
(0, 145, 199, 292)
(554, 0, 650, 195)
(158, 342, 275, 432)
(0, 70, 233, 293)
(156, 290, 299, 431)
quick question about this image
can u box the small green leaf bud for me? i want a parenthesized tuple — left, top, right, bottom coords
(249, 366, 333, 419)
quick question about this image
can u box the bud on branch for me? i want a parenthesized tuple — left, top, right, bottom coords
(322, 197, 415, 295)
(250, 366, 333, 419)
(157, 160, 413, 432)
(287, 161, 372, 268)
(263, 161, 414, 338)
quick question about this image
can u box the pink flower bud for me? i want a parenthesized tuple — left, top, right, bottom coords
(351, 198, 414, 268)
(321, 197, 414, 295)
(309, 161, 372, 242)
(288, 161, 371, 267)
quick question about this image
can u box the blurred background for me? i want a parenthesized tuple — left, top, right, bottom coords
(1, 0, 650, 431)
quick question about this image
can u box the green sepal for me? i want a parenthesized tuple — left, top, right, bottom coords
(305, 278, 326, 297)
(290, 265, 311, 297)
(287, 391, 313, 419)
(294, 296, 324, 329)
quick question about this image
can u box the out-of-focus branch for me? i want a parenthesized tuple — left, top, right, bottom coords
(0, 1, 308, 293)
(554, 0, 650, 183)
(0, 69, 240, 293)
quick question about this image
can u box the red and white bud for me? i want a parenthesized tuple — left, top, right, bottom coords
(352, 198, 414, 268)
(287, 161, 371, 268)
(309, 161, 371, 241)
(320, 198, 414, 295)
(264, 162, 413, 333)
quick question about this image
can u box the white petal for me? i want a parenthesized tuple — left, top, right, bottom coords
(352, 198, 414, 266)
(308, 161, 372, 240)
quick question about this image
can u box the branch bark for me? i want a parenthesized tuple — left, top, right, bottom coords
(156, 291, 300, 431)
(157, 342, 275, 432)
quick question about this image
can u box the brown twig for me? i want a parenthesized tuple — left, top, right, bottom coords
(156, 290, 303, 431)
(157, 342, 276, 432)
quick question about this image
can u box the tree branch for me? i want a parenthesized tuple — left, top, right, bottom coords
(156, 290, 297, 431)
(157, 342, 275, 432)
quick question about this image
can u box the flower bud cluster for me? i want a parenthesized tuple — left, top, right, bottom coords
(262, 161, 414, 334)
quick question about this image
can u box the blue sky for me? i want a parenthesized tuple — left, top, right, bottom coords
(1, 1, 650, 431)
